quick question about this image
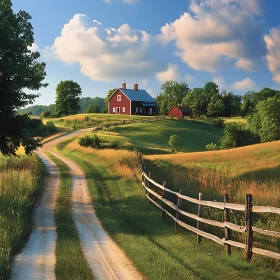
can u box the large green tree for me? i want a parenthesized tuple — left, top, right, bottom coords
(102, 88, 116, 113)
(54, 80, 82, 116)
(0, 0, 48, 156)
(249, 97, 280, 142)
(156, 81, 189, 115)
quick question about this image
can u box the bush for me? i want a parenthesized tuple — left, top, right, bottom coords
(212, 118, 225, 127)
(79, 134, 101, 149)
(206, 143, 218, 151)
(168, 134, 182, 152)
(45, 121, 57, 133)
(220, 122, 259, 150)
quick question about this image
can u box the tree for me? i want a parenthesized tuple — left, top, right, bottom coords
(249, 97, 280, 142)
(156, 81, 189, 115)
(102, 88, 116, 113)
(54, 80, 82, 116)
(168, 134, 182, 152)
(221, 91, 241, 117)
(0, 0, 48, 156)
(220, 122, 258, 149)
(182, 87, 204, 116)
(86, 104, 99, 113)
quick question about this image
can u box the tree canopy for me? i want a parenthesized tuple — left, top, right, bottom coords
(156, 81, 189, 115)
(102, 88, 116, 113)
(54, 80, 82, 116)
(0, 0, 48, 156)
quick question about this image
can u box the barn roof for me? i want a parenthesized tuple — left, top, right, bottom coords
(117, 88, 155, 102)
(168, 105, 190, 114)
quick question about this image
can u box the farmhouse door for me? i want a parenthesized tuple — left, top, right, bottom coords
(150, 108, 153, 115)
(116, 107, 120, 114)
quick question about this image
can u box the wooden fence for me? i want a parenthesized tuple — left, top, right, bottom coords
(92, 116, 166, 133)
(136, 151, 280, 262)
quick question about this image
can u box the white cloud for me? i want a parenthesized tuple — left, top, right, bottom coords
(265, 27, 280, 84)
(28, 43, 39, 52)
(45, 14, 166, 81)
(213, 76, 227, 91)
(159, 0, 265, 73)
(156, 64, 181, 83)
(185, 74, 196, 82)
(236, 59, 253, 71)
(231, 77, 257, 90)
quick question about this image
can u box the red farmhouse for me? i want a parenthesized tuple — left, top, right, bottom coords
(168, 105, 191, 118)
(108, 83, 156, 115)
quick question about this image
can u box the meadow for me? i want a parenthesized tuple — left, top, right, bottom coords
(0, 154, 45, 279)
(54, 135, 280, 279)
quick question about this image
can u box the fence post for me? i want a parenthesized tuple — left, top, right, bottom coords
(245, 194, 253, 263)
(197, 192, 203, 243)
(175, 189, 183, 231)
(161, 182, 166, 220)
(224, 194, 231, 256)
(148, 170, 152, 205)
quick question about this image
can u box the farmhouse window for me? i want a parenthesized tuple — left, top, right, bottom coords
(117, 95, 121, 101)
(136, 107, 138, 113)
(123, 107, 125, 112)
(140, 108, 142, 113)
(113, 107, 116, 113)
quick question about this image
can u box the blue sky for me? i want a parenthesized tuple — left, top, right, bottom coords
(12, 0, 280, 106)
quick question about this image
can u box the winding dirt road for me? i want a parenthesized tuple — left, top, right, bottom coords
(11, 130, 142, 280)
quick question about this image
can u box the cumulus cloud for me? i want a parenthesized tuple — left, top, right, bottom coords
(231, 77, 257, 90)
(45, 14, 166, 81)
(159, 0, 266, 73)
(213, 76, 227, 91)
(28, 43, 39, 52)
(265, 27, 280, 84)
(156, 64, 181, 83)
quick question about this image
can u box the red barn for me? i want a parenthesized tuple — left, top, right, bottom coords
(108, 82, 156, 115)
(168, 105, 190, 118)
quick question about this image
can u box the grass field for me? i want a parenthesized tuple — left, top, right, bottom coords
(105, 119, 224, 154)
(222, 117, 248, 124)
(54, 136, 280, 279)
(0, 155, 45, 279)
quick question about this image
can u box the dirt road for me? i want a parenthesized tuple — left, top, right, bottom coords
(10, 151, 59, 280)
(11, 130, 142, 280)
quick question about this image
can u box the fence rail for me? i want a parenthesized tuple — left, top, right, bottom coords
(137, 151, 280, 262)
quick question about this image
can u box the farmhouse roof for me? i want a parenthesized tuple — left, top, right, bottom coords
(119, 88, 155, 102)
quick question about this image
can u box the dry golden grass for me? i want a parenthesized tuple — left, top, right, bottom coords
(146, 140, 280, 206)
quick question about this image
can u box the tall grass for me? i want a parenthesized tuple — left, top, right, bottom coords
(54, 137, 280, 279)
(0, 154, 45, 279)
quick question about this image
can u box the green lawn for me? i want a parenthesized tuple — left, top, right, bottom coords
(107, 119, 223, 154)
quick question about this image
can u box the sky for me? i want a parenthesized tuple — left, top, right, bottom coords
(11, 0, 280, 106)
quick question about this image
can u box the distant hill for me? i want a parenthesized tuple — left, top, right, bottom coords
(18, 97, 105, 116)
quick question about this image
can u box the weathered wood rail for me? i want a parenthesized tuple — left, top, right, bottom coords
(136, 151, 280, 262)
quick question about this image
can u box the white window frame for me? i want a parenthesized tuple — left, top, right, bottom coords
(123, 107, 125, 113)
(117, 95, 121, 101)
(113, 107, 116, 113)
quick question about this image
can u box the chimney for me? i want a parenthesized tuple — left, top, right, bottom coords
(134, 82, 138, 91)
(122, 81, 126, 90)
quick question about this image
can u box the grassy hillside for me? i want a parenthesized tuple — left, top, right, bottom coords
(54, 137, 280, 279)
(106, 119, 223, 154)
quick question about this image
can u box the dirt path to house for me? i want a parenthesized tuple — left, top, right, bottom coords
(10, 150, 59, 280)
(12, 129, 142, 279)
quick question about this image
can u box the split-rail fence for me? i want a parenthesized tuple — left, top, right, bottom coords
(136, 151, 280, 262)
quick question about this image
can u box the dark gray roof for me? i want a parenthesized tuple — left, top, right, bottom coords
(118, 88, 155, 102)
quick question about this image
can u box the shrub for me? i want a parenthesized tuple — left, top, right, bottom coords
(168, 134, 182, 152)
(45, 121, 57, 133)
(212, 118, 225, 127)
(79, 134, 101, 149)
(206, 143, 218, 151)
